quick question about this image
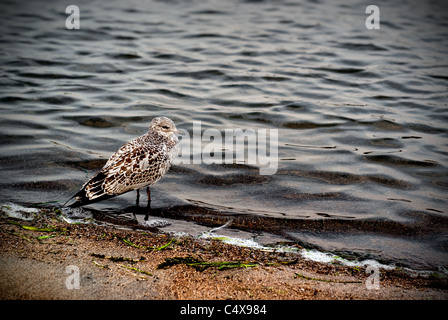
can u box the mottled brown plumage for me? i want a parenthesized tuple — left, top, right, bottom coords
(68, 117, 179, 207)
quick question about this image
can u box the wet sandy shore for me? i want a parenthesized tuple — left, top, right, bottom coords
(0, 208, 446, 300)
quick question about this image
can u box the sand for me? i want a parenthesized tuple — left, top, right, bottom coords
(0, 208, 446, 301)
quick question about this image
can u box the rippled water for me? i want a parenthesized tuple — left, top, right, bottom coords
(1, 0, 448, 270)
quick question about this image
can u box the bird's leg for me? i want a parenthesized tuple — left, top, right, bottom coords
(146, 187, 151, 207)
(136, 189, 140, 206)
(144, 187, 151, 221)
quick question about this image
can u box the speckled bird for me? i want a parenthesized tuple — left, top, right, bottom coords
(67, 117, 179, 208)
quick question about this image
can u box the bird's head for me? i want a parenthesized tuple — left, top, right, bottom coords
(149, 116, 179, 137)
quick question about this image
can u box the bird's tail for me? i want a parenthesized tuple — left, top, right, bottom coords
(65, 172, 114, 208)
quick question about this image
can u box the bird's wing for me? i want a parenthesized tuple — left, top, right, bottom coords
(100, 142, 168, 195)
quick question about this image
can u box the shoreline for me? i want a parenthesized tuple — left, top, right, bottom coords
(0, 207, 447, 300)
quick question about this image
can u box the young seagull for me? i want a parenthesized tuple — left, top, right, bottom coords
(67, 117, 179, 208)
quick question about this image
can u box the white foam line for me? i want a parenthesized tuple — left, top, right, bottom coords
(197, 231, 436, 275)
(199, 232, 266, 249)
(1, 203, 38, 221)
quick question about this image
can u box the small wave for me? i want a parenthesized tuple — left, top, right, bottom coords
(363, 155, 439, 167)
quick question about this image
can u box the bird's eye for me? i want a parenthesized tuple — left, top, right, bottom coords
(162, 125, 169, 129)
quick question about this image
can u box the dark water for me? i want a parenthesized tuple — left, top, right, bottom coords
(1, 0, 448, 271)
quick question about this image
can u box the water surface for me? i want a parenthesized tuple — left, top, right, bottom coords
(1, 0, 448, 270)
